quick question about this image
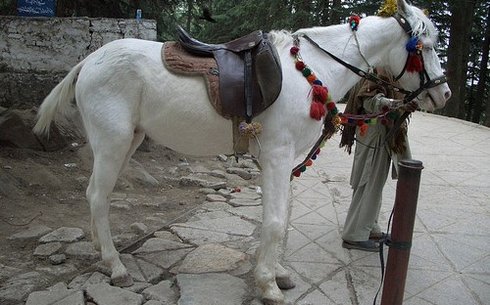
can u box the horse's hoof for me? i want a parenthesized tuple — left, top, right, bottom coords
(111, 273, 133, 287)
(262, 297, 284, 305)
(276, 276, 296, 290)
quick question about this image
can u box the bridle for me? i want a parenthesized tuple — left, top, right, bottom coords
(291, 13, 448, 178)
(391, 13, 447, 103)
(300, 13, 447, 106)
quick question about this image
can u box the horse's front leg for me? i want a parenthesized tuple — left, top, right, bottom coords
(255, 148, 295, 305)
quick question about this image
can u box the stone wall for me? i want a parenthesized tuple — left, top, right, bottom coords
(0, 16, 157, 109)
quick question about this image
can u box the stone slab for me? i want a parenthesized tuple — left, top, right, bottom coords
(177, 273, 247, 305)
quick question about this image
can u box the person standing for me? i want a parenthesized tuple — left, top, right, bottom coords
(340, 68, 417, 252)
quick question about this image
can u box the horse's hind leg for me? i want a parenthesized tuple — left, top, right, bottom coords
(86, 130, 135, 287)
(90, 130, 145, 251)
(118, 130, 146, 177)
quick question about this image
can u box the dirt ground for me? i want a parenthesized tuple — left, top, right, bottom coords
(0, 139, 241, 285)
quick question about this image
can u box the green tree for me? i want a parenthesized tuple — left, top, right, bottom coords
(443, 0, 477, 118)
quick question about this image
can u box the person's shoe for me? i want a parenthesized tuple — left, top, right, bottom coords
(342, 240, 380, 252)
(369, 232, 390, 241)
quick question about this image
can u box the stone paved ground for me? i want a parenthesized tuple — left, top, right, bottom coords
(1, 109, 489, 305)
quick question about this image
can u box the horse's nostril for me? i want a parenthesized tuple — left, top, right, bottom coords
(445, 90, 452, 100)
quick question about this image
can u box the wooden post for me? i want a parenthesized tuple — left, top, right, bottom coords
(380, 159, 423, 305)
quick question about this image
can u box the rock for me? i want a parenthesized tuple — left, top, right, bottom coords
(170, 215, 256, 245)
(0, 109, 43, 150)
(228, 198, 262, 207)
(65, 241, 99, 260)
(132, 238, 193, 254)
(0, 264, 22, 282)
(8, 225, 52, 241)
(229, 188, 262, 200)
(141, 280, 177, 303)
(0, 108, 66, 151)
(217, 188, 232, 197)
(33, 242, 62, 257)
(135, 248, 193, 269)
(25, 282, 84, 305)
(120, 254, 164, 284)
(36, 264, 78, 277)
(228, 206, 263, 222)
(178, 244, 248, 274)
(68, 272, 111, 290)
(226, 167, 253, 180)
(143, 300, 165, 305)
(125, 282, 152, 294)
(86, 283, 144, 305)
(130, 222, 148, 235)
(177, 273, 247, 305)
(39, 227, 85, 243)
(179, 174, 226, 189)
(49, 254, 67, 265)
(199, 201, 230, 211)
(113, 232, 139, 247)
(205, 194, 227, 202)
(209, 169, 227, 178)
(153, 231, 181, 242)
(217, 154, 228, 162)
(126, 159, 160, 187)
(199, 188, 216, 194)
(0, 271, 48, 305)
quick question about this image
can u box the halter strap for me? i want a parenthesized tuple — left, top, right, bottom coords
(300, 34, 412, 96)
(392, 13, 412, 36)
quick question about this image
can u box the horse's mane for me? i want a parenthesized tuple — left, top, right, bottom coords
(409, 7, 438, 41)
(268, 30, 293, 49)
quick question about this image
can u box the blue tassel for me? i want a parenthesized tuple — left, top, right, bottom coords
(406, 37, 418, 52)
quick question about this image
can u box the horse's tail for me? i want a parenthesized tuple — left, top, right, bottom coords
(33, 59, 85, 136)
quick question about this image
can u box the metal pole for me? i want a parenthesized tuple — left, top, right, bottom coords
(380, 159, 424, 305)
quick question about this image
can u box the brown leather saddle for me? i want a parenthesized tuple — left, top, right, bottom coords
(175, 26, 282, 122)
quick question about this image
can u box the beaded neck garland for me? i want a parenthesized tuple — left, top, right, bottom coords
(290, 29, 405, 178)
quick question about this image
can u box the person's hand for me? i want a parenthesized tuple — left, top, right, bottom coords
(402, 100, 418, 113)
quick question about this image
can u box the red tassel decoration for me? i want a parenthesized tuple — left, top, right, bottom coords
(406, 54, 423, 72)
(293, 170, 301, 177)
(312, 85, 328, 103)
(310, 101, 326, 120)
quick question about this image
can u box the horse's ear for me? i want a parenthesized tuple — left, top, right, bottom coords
(397, 0, 412, 16)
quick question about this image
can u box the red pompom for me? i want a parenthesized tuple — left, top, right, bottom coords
(349, 15, 361, 24)
(357, 120, 364, 126)
(290, 46, 300, 55)
(326, 101, 336, 111)
(406, 54, 423, 73)
(359, 124, 368, 136)
(306, 159, 313, 166)
(293, 170, 301, 177)
(312, 85, 328, 103)
(310, 101, 326, 120)
(295, 61, 306, 71)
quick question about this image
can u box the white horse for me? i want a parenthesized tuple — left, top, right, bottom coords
(34, 0, 450, 304)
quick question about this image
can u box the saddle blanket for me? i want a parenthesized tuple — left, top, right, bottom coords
(162, 42, 226, 117)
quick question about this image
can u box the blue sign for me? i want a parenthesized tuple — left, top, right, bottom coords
(17, 0, 56, 17)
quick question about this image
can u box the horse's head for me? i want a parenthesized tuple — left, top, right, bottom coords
(385, 0, 451, 112)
